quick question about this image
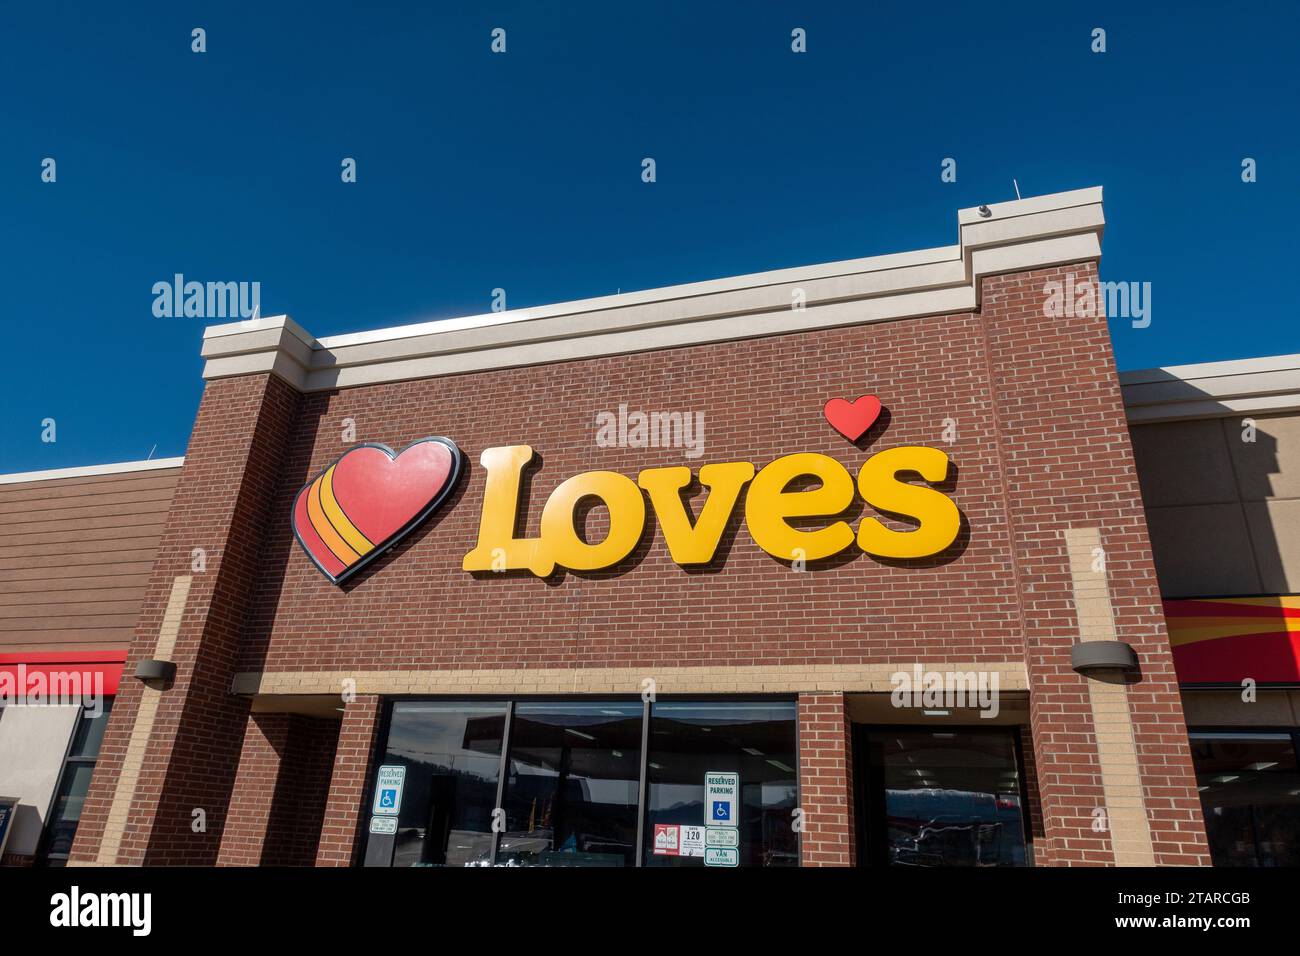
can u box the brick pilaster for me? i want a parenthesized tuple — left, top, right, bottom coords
(70, 373, 301, 865)
(979, 264, 1210, 866)
(217, 712, 292, 866)
(798, 692, 855, 866)
(316, 695, 383, 867)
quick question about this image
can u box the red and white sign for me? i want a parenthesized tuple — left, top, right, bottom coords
(652, 823, 680, 855)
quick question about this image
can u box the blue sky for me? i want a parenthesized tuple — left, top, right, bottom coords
(2, 1, 1297, 472)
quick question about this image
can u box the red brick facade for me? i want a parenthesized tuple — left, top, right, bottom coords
(798, 694, 855, 866)
(217, 712, 338, 866)
(69, 256, 1210, 867)
(315, 696, 382, 867)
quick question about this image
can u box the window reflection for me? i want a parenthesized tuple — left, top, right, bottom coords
(1191, 732, 1300, 867)
(643, 701, 798, 867)
(496, 702, 642, 866)
(864, 729, 1029, 867)
(368, 697, 801, 868)
(381, 702, 506, 867)
(39, 699, 114, 866)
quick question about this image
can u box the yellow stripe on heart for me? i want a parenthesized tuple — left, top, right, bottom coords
(320, 464, 375, 557)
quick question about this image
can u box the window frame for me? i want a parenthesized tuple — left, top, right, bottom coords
(853, 723, 1035, 868)
(1187, 724, 1300, 867)
(365, 693, 801, 868)
(35, 699, 115, 867)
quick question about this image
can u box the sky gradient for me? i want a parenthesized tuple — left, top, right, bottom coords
(2, 1, 1297, 472)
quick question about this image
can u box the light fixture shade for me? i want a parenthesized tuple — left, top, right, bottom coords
(134, 659, 177, 682)
(1071, 640, 1138, 676)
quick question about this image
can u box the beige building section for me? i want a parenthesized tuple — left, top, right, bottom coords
(87, 574, 191, 866)
(1124, 355, 1300, 598)
(231, 661, 1030, 699)
(1064, 526, 1157, 867)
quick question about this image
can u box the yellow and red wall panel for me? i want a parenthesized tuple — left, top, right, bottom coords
(1165, 596, 1300, 684)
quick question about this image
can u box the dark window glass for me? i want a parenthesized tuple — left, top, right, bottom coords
(863, 728, 1029, 867)
(381, 702, 506, 867)
(68, 703, 112, 757)
(42, 763, 95, 859)
(1191, 732, 1300, 867)
(496, 701, 642, 867)
(643, 701, 798, 867)
(38, 699, 114, 865)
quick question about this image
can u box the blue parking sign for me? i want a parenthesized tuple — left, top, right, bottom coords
(372, 765, 406, 816)
(704, 771, 739, 834)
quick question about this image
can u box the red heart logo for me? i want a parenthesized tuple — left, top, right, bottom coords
(823, 395, 883, 442)
(292, 437, 463, 585)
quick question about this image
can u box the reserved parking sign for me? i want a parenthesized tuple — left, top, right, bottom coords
(704, 771, 738, 828)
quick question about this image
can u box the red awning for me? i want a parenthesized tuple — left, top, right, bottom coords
(0, 649, 127, 698)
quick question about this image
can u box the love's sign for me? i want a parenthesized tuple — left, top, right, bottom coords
(293, 396, 962, 584)
(460, 442, 959, 576)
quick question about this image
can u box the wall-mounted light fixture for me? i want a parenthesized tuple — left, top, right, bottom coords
(134, 659, 177, 684)
(1071, 641, 1139, 679)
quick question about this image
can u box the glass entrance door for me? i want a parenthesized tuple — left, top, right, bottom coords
(854, 726, 1031, 867)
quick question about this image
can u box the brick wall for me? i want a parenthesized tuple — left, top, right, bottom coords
(242, 308, 1022, 675)
(798, 693, 854, 866)
(316, 696, 381, 867)
(979, 264, 1210, 865)
(71, 260, 1208, 866)
(70, 373, 301, 865)
(217, 712, 340, 866)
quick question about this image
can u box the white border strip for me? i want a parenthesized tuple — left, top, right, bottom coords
(1122, 353, 1300, 423)
(200, 188, 1106, 393)
(0, 457, 185, 486)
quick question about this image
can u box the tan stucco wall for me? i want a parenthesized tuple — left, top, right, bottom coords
(1181, 689, 1300, 726)
(1131, 412, 1300, 596)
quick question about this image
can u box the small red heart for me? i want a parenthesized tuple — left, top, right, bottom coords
(823, 395, 883, 442)
(292, 437, 463, 585)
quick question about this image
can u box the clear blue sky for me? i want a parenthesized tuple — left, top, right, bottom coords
(2, 1, 1296, 472)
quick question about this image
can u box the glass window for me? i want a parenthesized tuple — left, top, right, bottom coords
(68, 703, 112, 757)
(366, 697, 800, 867)
(861, 728, 1029, 867)
(643, 701, 799, 867)
(380, 701, 507, 867)
(1190, 732, 1300, 867)
(38, 699, 114, 866)
(496, 701, 642, 867)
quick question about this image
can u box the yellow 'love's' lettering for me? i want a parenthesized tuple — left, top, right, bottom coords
(637, 462, 755, 565)
(461, 444, 960, 575)
(745, 453, 856, 561)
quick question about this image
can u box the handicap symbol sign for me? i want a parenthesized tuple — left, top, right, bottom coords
(704, 771, 738, 829)
(372, 765, 406, 816)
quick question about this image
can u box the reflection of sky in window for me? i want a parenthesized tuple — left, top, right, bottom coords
(514, 701, 641, 729)
(387, 702, 505, 769)
(507, 702, 642, 804)
(650, 702, 796, 725)
(507, 775, 637, 805)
